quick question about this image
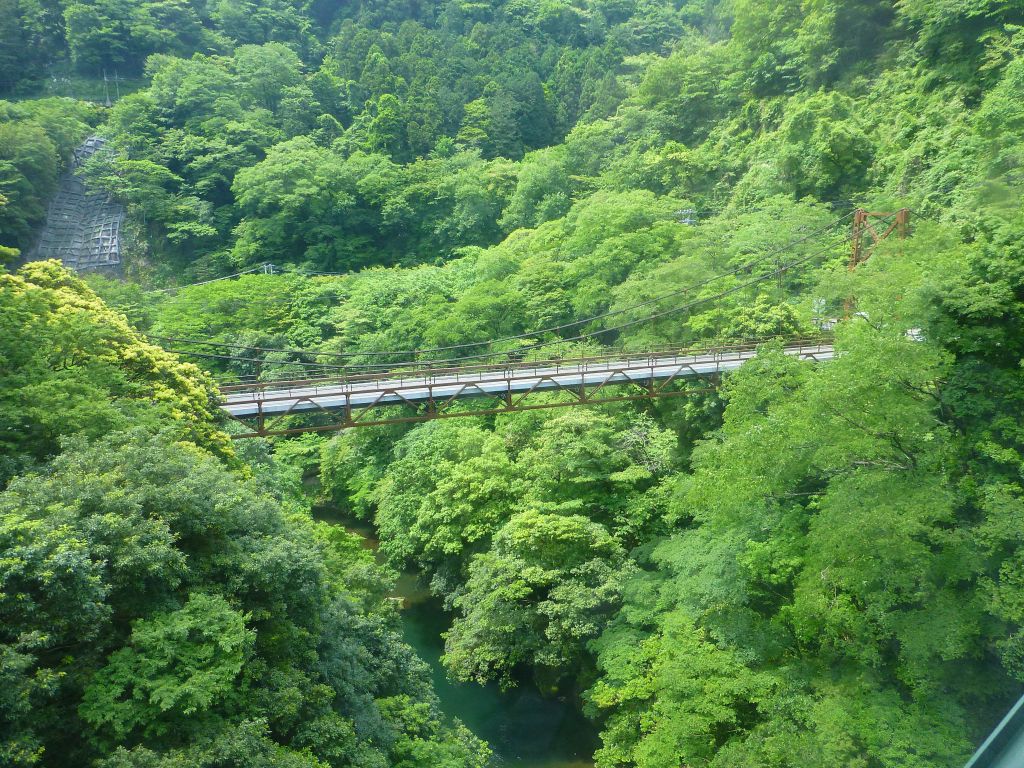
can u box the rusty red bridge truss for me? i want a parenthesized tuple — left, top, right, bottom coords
(218, 338, 834, 438)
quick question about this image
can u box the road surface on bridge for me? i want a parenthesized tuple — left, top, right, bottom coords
(220, 341, 835, 420)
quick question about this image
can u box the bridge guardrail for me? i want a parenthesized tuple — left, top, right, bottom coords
(218, 336, 833, 398)
(220, 340, 835, 409)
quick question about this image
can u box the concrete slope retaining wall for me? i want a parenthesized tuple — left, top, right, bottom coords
(32, 136, 124, 271)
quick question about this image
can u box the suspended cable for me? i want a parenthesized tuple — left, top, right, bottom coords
(153, 263, 278, 293)
(182, 231, 847, 382)
(149, 205, 852, 298)
(424, 231, 848, 366)
(169, 349, 353, 371)
(152, 212, 853, 361)
(206, 232, 847, 385)
(153, 263, 355, 295)
(281, 267, 353, 277)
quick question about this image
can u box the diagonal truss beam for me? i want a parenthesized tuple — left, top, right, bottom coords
(220, 339, 834, 438)
(226, 383, 719, 439)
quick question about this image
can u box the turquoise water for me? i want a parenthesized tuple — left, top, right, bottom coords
(399, 591, 598, 768)
(315, 505, 597, 767)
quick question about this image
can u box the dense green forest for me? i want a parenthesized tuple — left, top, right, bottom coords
(5, 0, 1024, 766)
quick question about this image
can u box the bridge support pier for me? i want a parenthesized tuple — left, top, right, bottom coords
(846, 208, 910, 316)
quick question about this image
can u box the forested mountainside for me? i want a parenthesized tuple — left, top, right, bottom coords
(5, 1, 1024, 767)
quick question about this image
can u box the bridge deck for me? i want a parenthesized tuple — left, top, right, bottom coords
(220, 342, 834, 420)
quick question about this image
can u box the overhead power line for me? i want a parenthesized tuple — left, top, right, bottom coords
(393, 231, 849, 367)
(185, 231, 847, 385)
(153, 212, 853, 362)
(167, 349, 353, 371)
(153, 264, 277, 293)
(153, 263, 353, 294)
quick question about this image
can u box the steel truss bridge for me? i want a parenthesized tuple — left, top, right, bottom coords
(219, 339, 835, 438)
(168, 208, 910, 438)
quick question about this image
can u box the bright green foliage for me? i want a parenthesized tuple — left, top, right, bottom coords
(0, 427, 486, 768)
(0, 99, 98, 253)
(589, 612, 768, 768)
(443, 510, 629, 686)
(80, 594, 254, 744)
(9, 0, 1024, 765)
(92, 720, 329, 768)
(322, 406, 677, 693)
(583, 229, 1015, 765)
(20, 0, 703, 276)
(64, 0, 216, 72)
(377, 696, 490, 768)
(754, 91, 875, 200)
(0, 0, 316, 93)
(0, 121, 57, 247)
(0, 266, 485, 766)
(0, 261, 229, 485)
(231, 137, 354, 266)
(359, 408, 676, 577)
(371, 421, 519, 575)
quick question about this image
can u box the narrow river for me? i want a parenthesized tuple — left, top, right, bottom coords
(315, 506, 598, 768)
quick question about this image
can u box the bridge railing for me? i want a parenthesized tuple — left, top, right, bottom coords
(219, 337, 834, 405)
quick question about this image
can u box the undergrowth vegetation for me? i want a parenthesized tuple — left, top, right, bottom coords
(5, 1, 1024, 766)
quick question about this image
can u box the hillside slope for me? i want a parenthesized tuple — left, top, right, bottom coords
(4, 1, 1024, 766)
